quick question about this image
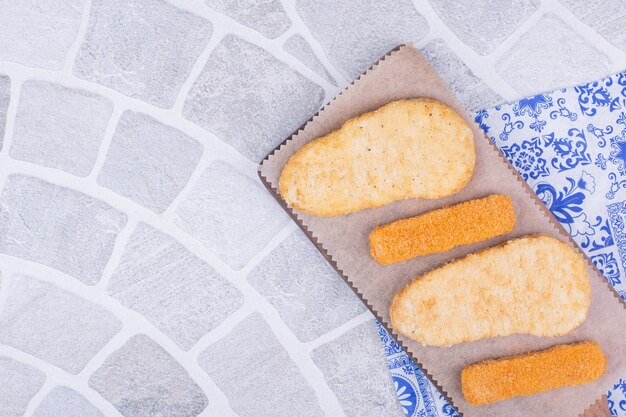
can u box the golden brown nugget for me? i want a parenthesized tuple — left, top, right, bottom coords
(462, 341, 607, 405)
(390, 235, 591, 347)
(369, 194, 515, 264)
(278, 99, 475, 216)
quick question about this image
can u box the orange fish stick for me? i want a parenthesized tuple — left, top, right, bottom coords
(369, 194, 515, 264)
(462, 341, 606, 406)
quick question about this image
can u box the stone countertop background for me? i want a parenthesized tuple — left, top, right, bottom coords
(0, 1, 625, 417)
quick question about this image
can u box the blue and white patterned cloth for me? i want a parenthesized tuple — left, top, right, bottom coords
(379, 71, 626, 416)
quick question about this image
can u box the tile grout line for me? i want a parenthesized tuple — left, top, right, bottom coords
(60, 0, 92, 76)
(160, 152, 216, 224)
(304, 310, 374, 352)
(273, 25, 298, 45)
(478, 0, 549, 66)
(279, 0, 349, 87)
(75, 327, 137, 381)
(186, 303, 256, 358)
(21, 379, 55, 417)
(85, 105, 122, 181)
(236, 221, 299, 276)
(243, 34, 337, 95)
(275, 0, 345, 88)
(92, 217, 138, 292)
(170, 26, 225, 115)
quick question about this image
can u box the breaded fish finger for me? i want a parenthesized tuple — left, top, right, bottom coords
(279, 99, 475, 216)
(390, 235, 591, 347)
(462, 341, 606, 405)
(369, 194, 515, 264)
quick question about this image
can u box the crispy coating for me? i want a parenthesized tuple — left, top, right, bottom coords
(369, 194, 515, 264)
(390, 235, 591, 347)
(278, 99, 475, 216)
(462, 341, 606, 406)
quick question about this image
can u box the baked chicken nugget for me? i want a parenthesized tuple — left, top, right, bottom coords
(390, 235, 591, 347)
(369, 194, 515, 264)
(462, 341, 606, 405)
(278, 99, 475, 216)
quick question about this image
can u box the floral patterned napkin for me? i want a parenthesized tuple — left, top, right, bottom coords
(379, 71, 626, 417)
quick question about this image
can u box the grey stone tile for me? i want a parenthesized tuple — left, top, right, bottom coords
(0, 0, 85, 69)
(107, 223, 243, 350)
(74, 0, 212, 108)
(296, 0, 428, 80)
(97, 111, 202, 213)
(206, 0, 290, 39)
(183, 35, 324, 161)
(429, 0, 539, 55)
(312, 320, 402, 417)
(560, 0, 626, 51)
(11, 81, 113, 176)
(174, 160, 289, 270)
(0, 75, 9, 152)
(0, 275, 121, 374)
(496, 14, 611, 96)
(0, 356, 45, 417)
(0, 175, 127, 285)
(421, 39, 502, 111)
(198, 313, 323, 417)
(284, 34, 336, 86)
(248, 229, 364, 342)
(90, 335, 208, 417)
(33, 387, 103, 417)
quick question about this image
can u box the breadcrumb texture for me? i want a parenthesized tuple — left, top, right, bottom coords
(278, 98, 475, 216)
(369, 194, 515, 264)
(390, 235, 591, 347)
(461, 341, 606, 406)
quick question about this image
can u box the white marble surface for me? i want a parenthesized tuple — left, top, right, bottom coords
(0, 1, 625, 416)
